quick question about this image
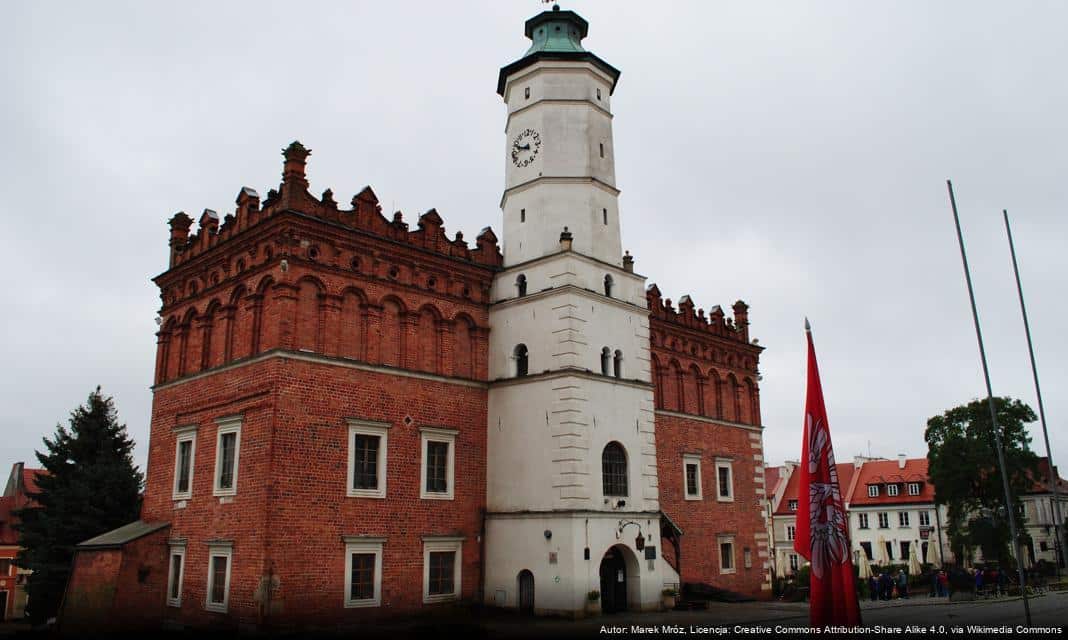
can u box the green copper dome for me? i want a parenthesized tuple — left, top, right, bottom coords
(497, 5, 620, 97)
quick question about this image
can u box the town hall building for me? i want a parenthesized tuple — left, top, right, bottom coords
(60, 6, 768, 630)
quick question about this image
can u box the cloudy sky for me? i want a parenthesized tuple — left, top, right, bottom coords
(3, 1, 1065, 478)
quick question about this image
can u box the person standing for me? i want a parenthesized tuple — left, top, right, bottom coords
(898, 569, 909, 599)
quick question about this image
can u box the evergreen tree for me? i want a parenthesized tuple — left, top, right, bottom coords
(14, 387, 143, 625)
(924, 397, 1039, 567)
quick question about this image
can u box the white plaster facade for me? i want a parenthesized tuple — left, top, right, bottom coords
(483, 12, 664, 616)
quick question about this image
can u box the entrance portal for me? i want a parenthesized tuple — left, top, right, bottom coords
(517, 569, 534, 614)
(599, 547, 628, 613)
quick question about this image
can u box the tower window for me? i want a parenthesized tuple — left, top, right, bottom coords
(604, 274, 613, 297)
(596, 88, 602, 101)
(520, 208, 526, 223)
(614, 350, 623, 378)
(516, 274, 527, 297)
(599, 143, 604, 159)
(524, 87, 530, 100)
(603, 208, 608, 225)
(514, 344, 528, 377)
(601, 347, 611, 376)
(602, 442, 628, 497)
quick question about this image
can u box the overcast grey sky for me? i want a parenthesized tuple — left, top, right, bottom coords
(2, 1, 1065, 477)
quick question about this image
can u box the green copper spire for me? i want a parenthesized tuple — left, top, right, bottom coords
(523, 5, 589, 55)
(497, 5, 620, 97)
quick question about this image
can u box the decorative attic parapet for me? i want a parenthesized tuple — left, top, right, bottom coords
(165, 141, 503, 271)
(645, 284, 752, 343)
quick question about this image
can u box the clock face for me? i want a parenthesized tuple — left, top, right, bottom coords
(511, 128, 542, 168)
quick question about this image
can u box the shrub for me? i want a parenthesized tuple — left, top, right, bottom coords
(587, 590, 600, 602)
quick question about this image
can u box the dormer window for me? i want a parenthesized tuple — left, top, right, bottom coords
(788, 499, 798, 511)
(887, 484, 900, 497)
(868, 485, 879, 498)
(908, 482, 921, 496)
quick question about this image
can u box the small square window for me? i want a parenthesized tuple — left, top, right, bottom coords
(420, 427, 457, 500)
(347, 420, 390, 499)
(788, 499, 798, 511)
(908, 482, 921, 496)
(213, 416, 242, 497)
(172, 426, 197, 501)
(868, 485, 879, 498)
(205, 544, 232, 613)
(683, 455, 702, 500)
(344, 537, 384, 608)
(423, 537, 463, 603)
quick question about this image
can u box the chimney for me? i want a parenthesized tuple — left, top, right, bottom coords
(282, 141, 311, 190)
(167, 212, 193, 267)
(898, 454, 906, 470)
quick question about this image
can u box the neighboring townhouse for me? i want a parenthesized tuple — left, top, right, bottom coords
(1021, 457, 1067, 567)
(1, 462, 47, 621)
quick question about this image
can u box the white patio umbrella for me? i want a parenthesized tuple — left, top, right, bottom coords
(909, 540, 923, 575)
(857, 547, 873, 580)
(877, 537, 889, 566)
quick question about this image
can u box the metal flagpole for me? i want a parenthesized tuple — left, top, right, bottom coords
(945, 181, 1031, 625)
(1004, 209, 1064, 576)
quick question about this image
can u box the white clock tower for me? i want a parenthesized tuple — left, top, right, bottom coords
(484, 5, 666, 616)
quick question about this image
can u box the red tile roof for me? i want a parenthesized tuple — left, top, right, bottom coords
(22, 468, 47, 495)
(849, 457, 934, 505)
(773, 462, 858, 515)
(764, 466, 782, 498)
(1028, 457, 1068, 494)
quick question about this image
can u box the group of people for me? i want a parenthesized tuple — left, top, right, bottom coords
(928, 569, 950, 597)
(866, 570, 909, 601)
(971, 565, 1009, 597)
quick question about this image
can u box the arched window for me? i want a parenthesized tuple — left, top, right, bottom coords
(602, 442, 628, 497)
(516, 274, 527, 297)
(613, 350, 623, 378)
(604, 274, 613, 297)
(514, 344, 529, 377)
(601, 347, 611, 376)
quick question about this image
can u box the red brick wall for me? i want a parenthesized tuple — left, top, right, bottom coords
(61, 548, 122, 630)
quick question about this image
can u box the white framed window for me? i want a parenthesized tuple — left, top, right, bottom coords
(344, 537, 384, 608)
(899, 511, 910, 527)
(858, 513, 869, 529)
(908, 482, 921, 496)
(166, 542, 186, 607)
(715, 458, 734, 502)
(423, 536, 463, 603)
(172, 426, 197, 501)
(205, 543, 232, 613)
(786, 525, 796, 541)
(789, 554, 799, 571)
(683, 454, 702, 500)
(213, 416, 242, 497)
(347, 419, 390, 499)
(717, 535, 736, 574)
(878, 512, 889, 529)
(788, 499, 798, 511)
(887, 484, 900, 497)
(420, 427, 457, 500)
(868, 485, 879, 498)
(919, 511, 931, 527)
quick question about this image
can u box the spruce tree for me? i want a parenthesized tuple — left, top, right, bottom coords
(15, 387, 143, 625)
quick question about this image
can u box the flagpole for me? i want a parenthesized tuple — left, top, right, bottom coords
(946, 180, 1031, 625)
(1004, 209, 1064, 576)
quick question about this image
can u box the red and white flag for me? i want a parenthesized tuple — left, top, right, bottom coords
(794, 319, 862, 626)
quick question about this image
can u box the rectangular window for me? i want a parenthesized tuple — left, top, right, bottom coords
(344, 538, 384, 608)
(789, 554, 799, 571)
(858, 513, 869, 529)
(0, 559, 12, 576)
(878, 512, 889, 529)
(719, 540, 735, 573)
(715, 459, 734, 502)
(420, 427, 457, 500)
(423, 537, 463, 603)
(520, 208, 526, 223)
(885, 541, 894, 561)
(860, 541, 873, 560)
(172, 426, 197, 500)
(899, 511, 910, 527)
(603, 208, 608, 225)
(743, 548, 752, 569)
(868, 485, 879, 498)
(683, 455, 702, 500)
(786, 525, 796, 541)
(888, 484, 900, 497)
(166, 545, 185, 607)
(599, 143, 604, 158)
(900, 541, 910, 560)
(788, 499, 798, 511)
(919, 511, 931, 527)
(205, 545, 232, 613)
(908, 482, 921, 496)
(213, 416, 242, 497)
(347, 420, 390, 499)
